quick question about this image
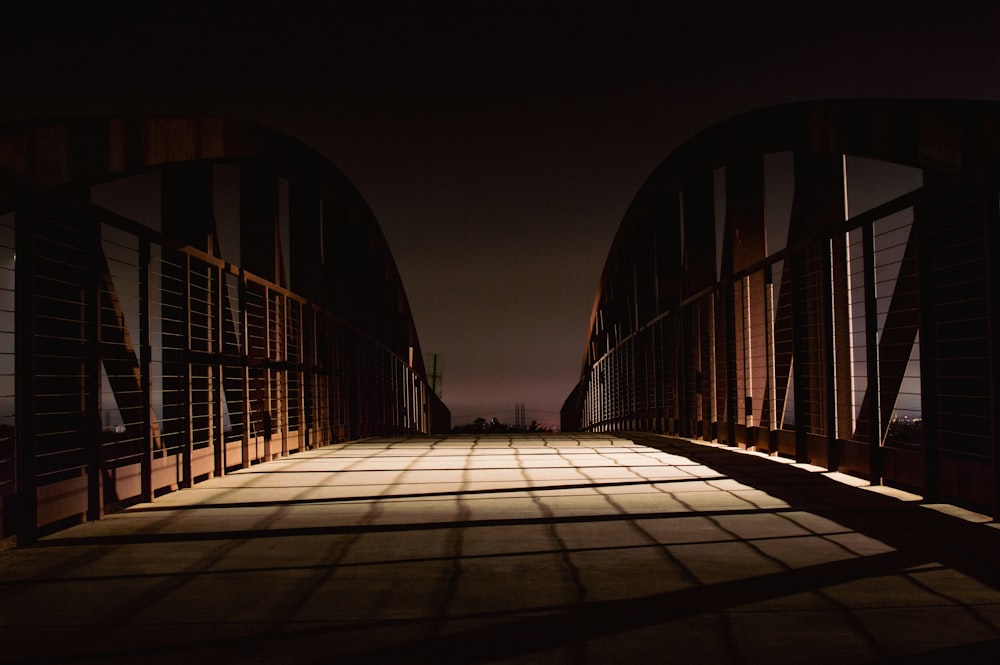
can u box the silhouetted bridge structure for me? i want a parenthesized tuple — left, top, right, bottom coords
(563, 100, 1000, 518)
(0, 116, 449, 545)
(4, 102, 1000, 662)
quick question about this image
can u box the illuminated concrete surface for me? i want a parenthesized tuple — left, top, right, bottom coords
(3, 434, 1000, 663)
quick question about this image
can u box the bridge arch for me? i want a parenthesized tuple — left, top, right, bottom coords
(563, 99, 1000, 516)
(0, 115, 449, 543)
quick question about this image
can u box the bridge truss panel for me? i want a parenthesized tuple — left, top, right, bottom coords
(567, 101, 1000, 518)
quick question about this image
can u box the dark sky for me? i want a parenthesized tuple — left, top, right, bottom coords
(4, 2, 999, 427)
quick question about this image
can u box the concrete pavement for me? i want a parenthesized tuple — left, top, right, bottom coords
(3, 433, 1000, 663)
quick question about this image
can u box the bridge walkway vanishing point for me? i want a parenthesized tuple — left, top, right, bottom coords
(4, 434, 1000, 664)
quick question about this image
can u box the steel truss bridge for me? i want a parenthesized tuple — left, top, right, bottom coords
(0, 116, 449, 544)
(563, 100, 1000, 517)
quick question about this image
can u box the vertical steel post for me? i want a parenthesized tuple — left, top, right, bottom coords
(724, 281, 738, 447)
(281, 296, 289, 458)
(863, 222, 882, 483)
(214, 262, 225, 478)
(139, 238, 152, 502)
(14, 208, 38, 544)
(985, 183, 1000, 518)
(831, 232, 854, 464)
(86, 215, 103, 521)
(791, 249, 809, 463)
(764, 264, 777, 444)
(181, 253, 193, 488)
(264, 288, 272, 461)
(240, 270, 251, 469)
(914, 195, 938, 501)
(822, 239, 839, 470)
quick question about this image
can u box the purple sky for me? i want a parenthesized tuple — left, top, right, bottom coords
(4, 2, 999, 428)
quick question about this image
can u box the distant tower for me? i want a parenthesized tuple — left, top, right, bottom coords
(514, 402, 526, 429)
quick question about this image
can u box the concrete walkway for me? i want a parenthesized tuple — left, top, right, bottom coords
(3, 433, 1000, 664)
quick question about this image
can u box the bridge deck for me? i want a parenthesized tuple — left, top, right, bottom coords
(3, 434, 1000, 663)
